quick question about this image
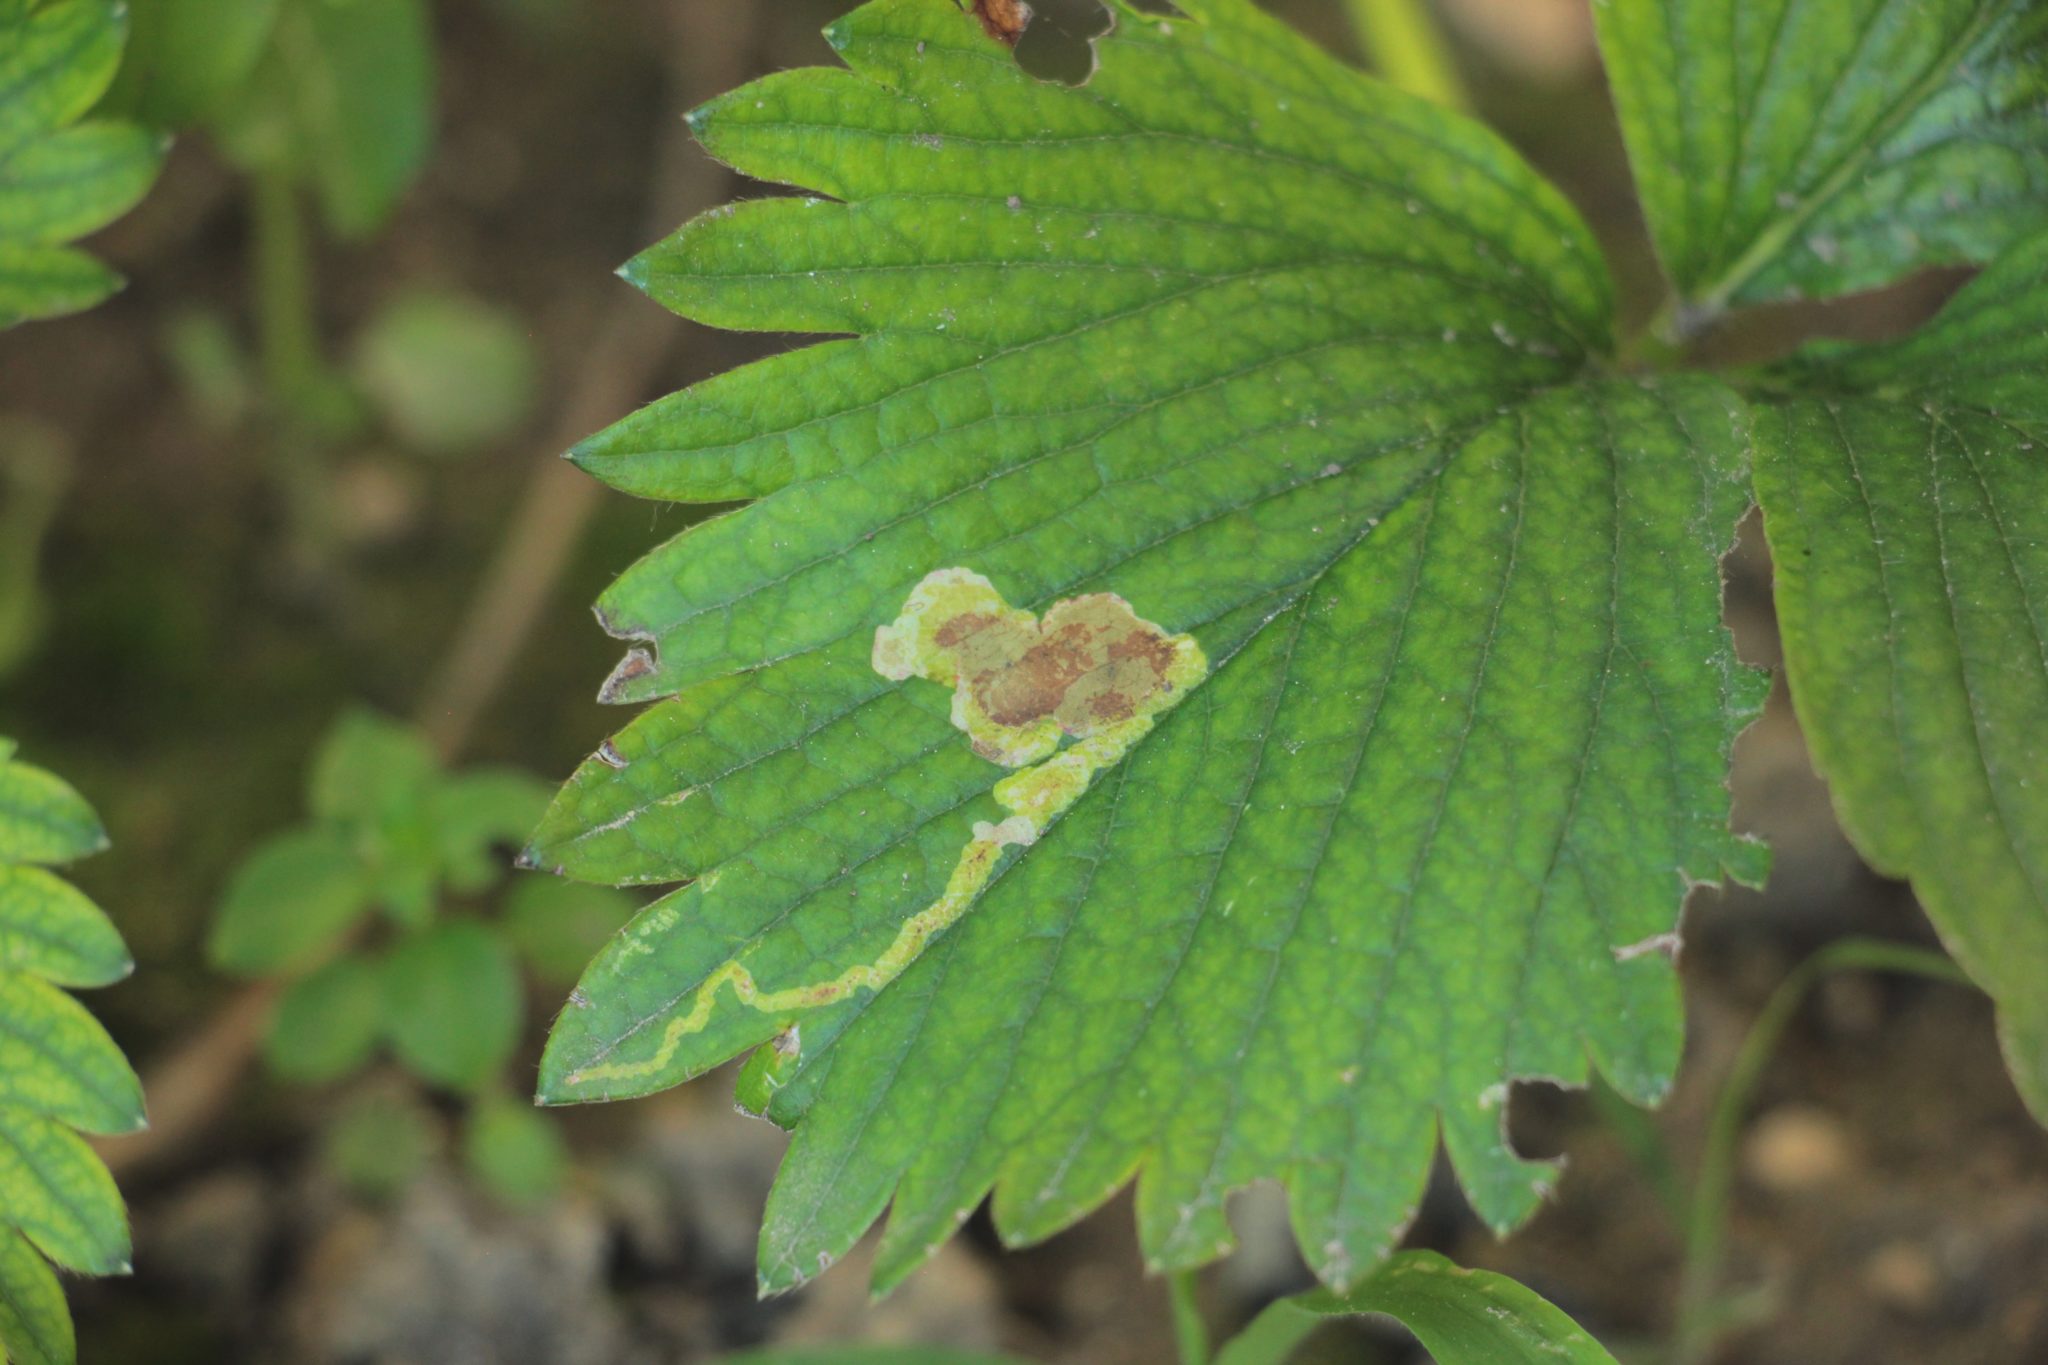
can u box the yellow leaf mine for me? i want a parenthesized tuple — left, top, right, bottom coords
(566, 568, 1206, 1092)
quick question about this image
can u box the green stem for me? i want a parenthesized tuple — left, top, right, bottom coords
(1341, 0, 1468, 112)
(1670, 939, 1971, 1365)
(251, 168, 323, 414)
(1169, 1268, 1211, 1365)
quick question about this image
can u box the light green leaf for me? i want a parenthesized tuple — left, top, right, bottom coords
(0, 743, 134, 1363)
(0, 973, 143, 1134)
(99, 0, 280, 128)
(265, 954, 384, 1082)
(1596, 0, 2048, 315)
(500, 877, 637, 987)
(0, 751, 105, 866)
(1216, 1250, 1618, 1365)
(351, 291, 539, 458)
(213, 0, 432, 238)
(462, 1093, 566, 1207)
(0, 0, 164, 327)
(0, 1227, 71, 1365)
(0, 866, 129, 988)
(533, 0, 1762, 1294)
(1754, 228, 2048, 1119)
(382, 921, 521, 1092)
(0, 1107, 127, 1275)
(208, 828, 372, 975)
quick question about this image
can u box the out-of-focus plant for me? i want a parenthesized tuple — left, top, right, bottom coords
(207, 709, 633, 1206)
(99, 0, 536, 562)
(0, 740, 142, 1365)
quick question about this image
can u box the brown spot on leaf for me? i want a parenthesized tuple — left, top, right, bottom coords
(965, 594, 1180, 739)
(971, 0, 1032, 45)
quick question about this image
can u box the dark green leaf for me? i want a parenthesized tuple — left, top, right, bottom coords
(536, 0, 1761, 1294)
(1596, 0, 2048, 314)
(208, 828, 372, 975)
(265, 954, 384, 1083)
(1754, 229, 2048, 1118)
(382, 921, 521, 1092)
(1215, 1250, 1618, 1365)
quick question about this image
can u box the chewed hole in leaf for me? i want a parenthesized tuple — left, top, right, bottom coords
(1002, 0, 1114, 85)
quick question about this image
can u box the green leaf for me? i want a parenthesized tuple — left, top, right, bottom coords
(0, 1227, 71, 1365)
(0, 0, 164, 327)
(500, 877, 637, 987)
(432, 767, 552, 895)
(725, 1352, 1023, 1365)
(0, 743, 135, 1362)
(534, 0, 1763, 1294)
(0, 752, 105, 866)
(321, 1089, 433, 1199)
(308, 708, 441, 925)
(351, 291, 539, 458)
(462, 1093, 566, 1207)
(98, 0, 280, 128)
(0, 866, 129, 988)
(1215, 1250, 1618, 1365)
(381, 921, 521, 1092)
(0, 1107, 127, 1275)
(1596, 0, 2048, 315)
(1753, 229, 2048, 1119)
(265, 954, 384, 1083)
(0, 973, 143, 1134)
(208, 828, 372, 975)
(213, 0, 432, 238)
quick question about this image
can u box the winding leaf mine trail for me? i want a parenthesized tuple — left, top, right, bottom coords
(564, 567, 1208, 1088)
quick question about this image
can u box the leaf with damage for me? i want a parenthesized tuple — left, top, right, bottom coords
(527, 0, 1762, 1296)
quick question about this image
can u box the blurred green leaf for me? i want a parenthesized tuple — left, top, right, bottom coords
(726, 1352, 1023, 1365)
(265, 954, 385, 1082)
(309, 708, 441, 927)
(0, 1227, 70, 1365)
(0, 419, 72, 679)
(351, 291, 539, 457)
(214, 0, 433, 238)
(501, 878, 636, 988)
(1215, 1251, 1618, 1365)
(1596, 0, 2048, 314)
(322, 1089, 434, 1199)
(1754, 229, 2048, 1121)
(433, 767, 551, 895)
(463, 1093, 567, 1207)
(382, 921, 521, 1092)
(99, 0, 280, 127)
(0, 0, 165, 327)
(209, 828, 372, 975)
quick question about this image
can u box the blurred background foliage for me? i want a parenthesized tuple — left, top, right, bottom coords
(1, 0, 2044, 1362)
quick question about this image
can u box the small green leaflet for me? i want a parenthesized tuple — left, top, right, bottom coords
(531, 0, 1762, 1295)
(0, 739, 141, 1365)
(1754, 229, 2048, 1121)
(0, 0, 166, 327)
(1596, 0, 2048, 315)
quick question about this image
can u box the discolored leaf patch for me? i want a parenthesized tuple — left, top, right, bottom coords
(968, 0, 1031, 45)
